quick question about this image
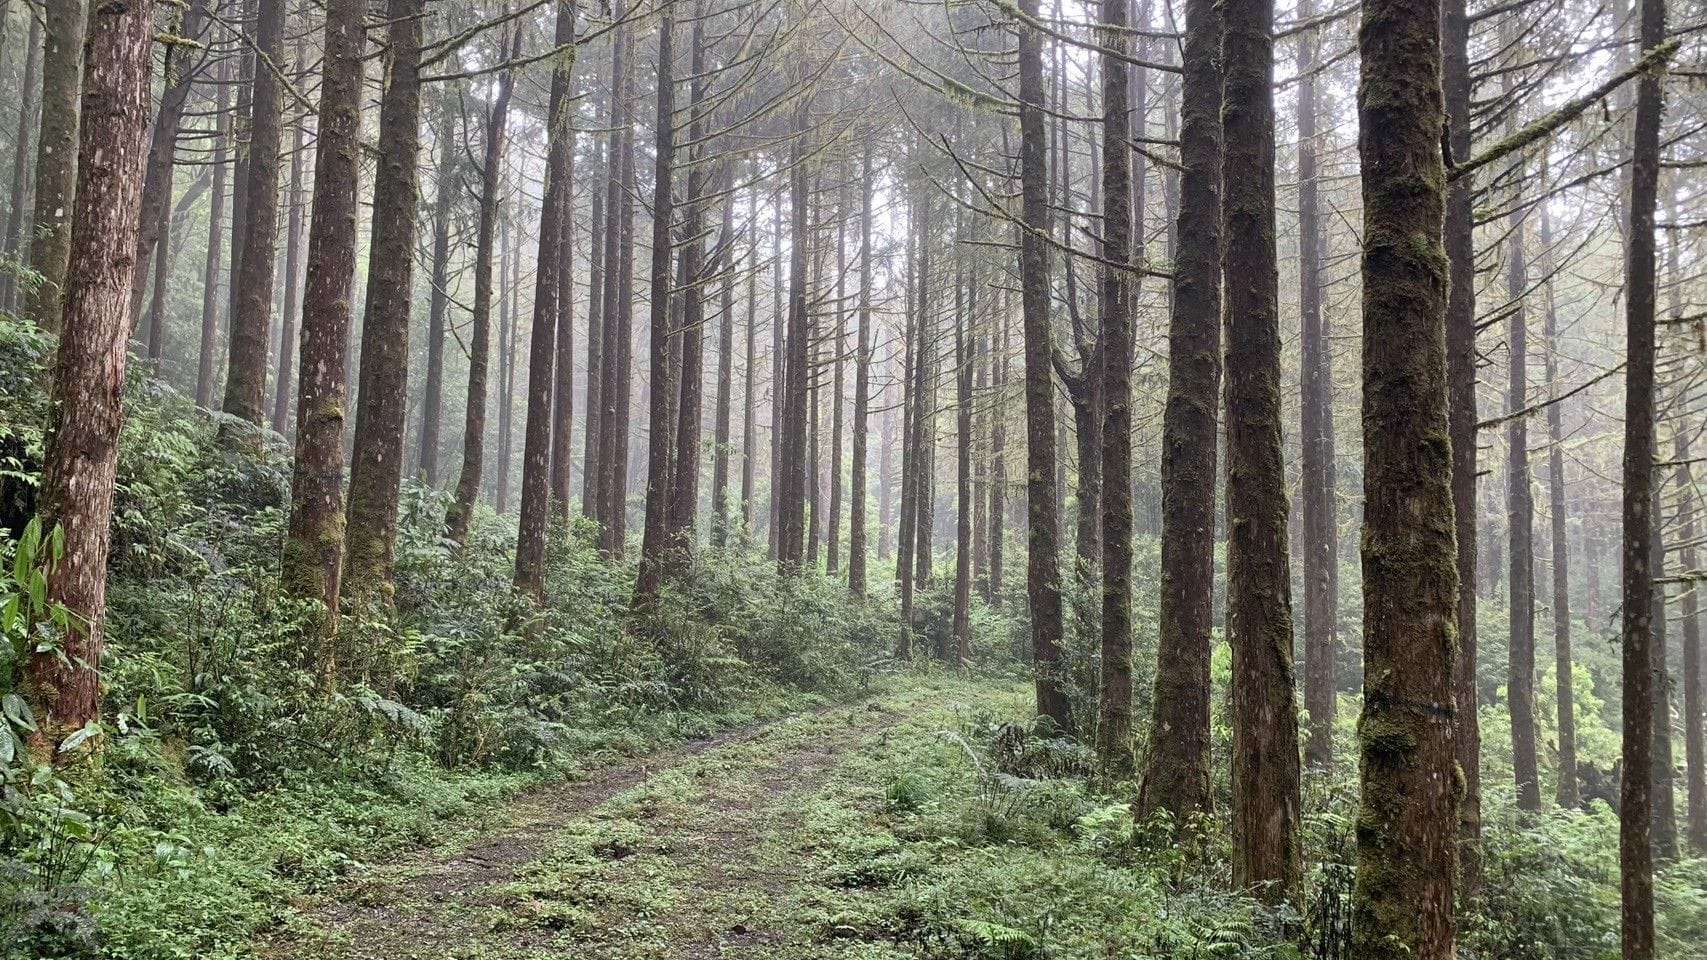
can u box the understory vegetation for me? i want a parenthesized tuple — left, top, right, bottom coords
(2, 331, 1703, 960)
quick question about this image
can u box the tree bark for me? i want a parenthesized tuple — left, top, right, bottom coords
(1297, 0, 1338, 776)
(1221, 0, 1300, 900)
(133, 0, 209, 335)
(1137, 0, 1220, 821)
(516, 2, 578, 602)
(580, 87, 608, 520)
(270, 36, 309, 434)
(0, 13, 42, 315)
(1352, 0, 1460, 953)
(23, 0, 156, 755)
(1441, 0, 1481, 891)
(282, 0, 366, 670)
(1016, 0, 1070, 727)
(222, 0, 286, 435)
(952, 276, 973, 666)
(24, 0, 85, 333)
(345, 0, 425, 610)
(447, 51, 516, 544)
(635, 11, 678, 605)
(417, 95, 460, 485)
(596, 7, 636, 556)
(196, 56, 232, 409)
(665, 15, 709, 577)
(775, 95, 811, 572)
(848, 153, 873, 596)
(1538, 210, 1578, 809)
(1094, 0, 1136, 778)
(712, 192, 736, 548)
(1504, 194, 1541, 813)
(1620, 3, 1665, 955)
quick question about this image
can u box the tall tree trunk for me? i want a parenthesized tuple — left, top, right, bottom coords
(1016, 0, 1070, 727)
(1505, 195, 1541, 813)
(1620, 2, 1665, 954)
(635, 11, 677, 604)
(0, 13, 42, 314)
(712, 193, 736, 548)
(896, 232, 919, 643)
(775, 95, 811, 572)
(580, 89, 608, 519)
(1297, 0, 1338, 775)
(665, 16, 708, 576)
(1222, 0, 1300, 899)
(270, 38, 309, 433)
(826, 194, 847, 577)
(133, 0, 209, 334)
(913, 221, 934, 591)
(768, 186, 784, 557)
(1441, 0, 1481, 890)
(222, 0, 286, 434)
(495, 209, 518, 513)
(596, 8, 636, 557)
(989, 310, 1007, 607)
(1094, 0, 1136, 777)
(418, 95, 460, 485)
(1138, 0, 1220, 820)
(1680, 430, 1706, 855)
(23, 0, 156, 755)
(549, 78, 579, 520)
(23, 0, 85, 332)
(282, 0, 366, 671)
(740, 187, 758, 535)
(848, 153, 873, 596)
(345, 0, 425, 609)
(447, 54, 516, 544)
(1650, 454, 1678, 859)
(1539, 210, 1578, 809)
(516, 2, 578, 601)
(952, 277, 972, 666)
(1352, 0, 1459, 953)
(196, 57, 231, 408)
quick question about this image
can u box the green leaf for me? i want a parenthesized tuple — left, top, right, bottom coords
(2, 693, 34, 731)
(58, 721, 100, 754)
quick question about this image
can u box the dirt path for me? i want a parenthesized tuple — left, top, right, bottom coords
(262, 687, 944, 960)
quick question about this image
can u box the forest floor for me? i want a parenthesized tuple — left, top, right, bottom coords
(261, 676, 1028, 960)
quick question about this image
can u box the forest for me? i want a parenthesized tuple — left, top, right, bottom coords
(0, 0, 1702, 956)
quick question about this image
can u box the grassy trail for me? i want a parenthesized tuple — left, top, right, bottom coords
(263, 677, 1029, 960)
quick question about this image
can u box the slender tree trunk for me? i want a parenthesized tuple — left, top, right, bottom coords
(896, 232, 919, 642)
(1504, 194, 1542, 813)
(1441, 0, 1481, 891)
(1620, 2, 1665, 954)
(596, 8, 636, 556)
(418, 96, 459, 485)
(1352, 0, 1460, 954)
(196, 57, 231, 408)
(1679, 430, 1706, 854)
(133, 0, 208, 333)
(282, 0, 366, 670)
(989, 310, 1007, 607)
(1138, 0, 1220, 820)
(271, 40, 309, 433)
(447, 54, 516, 544)
(1538, 210, 1578, 809)
(24, 0, 85, 333)
(666, 17, 708, 576)
(23, 0, 156, 755)
(0, 14, 42, 314)
(345, 0, 425, 609)
(775, 95, 811, 572)
(1650, 456, 1678, 859)
(712, 193, 736, 548)
(1222, 0, 1300, 898)
(496, 210, 519, 513)
(1297, 0, 1338, 775)
(913, 223, 935, 591)
(516, 2, 577, 601)
(222, 0, 286, 434)
(848, 154, 873, 596)
(952, 279, 972, 665)
(1093, 0, 1137, 778)
(580, 89, 607, 518)
(740, 187, 758, 535)
(826, 196, 847, 577)
(1017, 0, 1070, 727)
(549, 76, 579, 520)
(635, 12, 677, 604)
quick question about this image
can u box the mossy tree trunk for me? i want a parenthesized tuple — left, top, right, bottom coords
(25, 0, 156, 755)
(1351, 0, 1460, 953)
(282, 0, 367, 671)
(345, 0, 426, 610)
(1137, 0, 1221, 821)
(1222, 0, 1300, 901)
(24, 0, 85, 334)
